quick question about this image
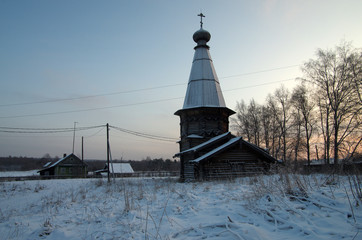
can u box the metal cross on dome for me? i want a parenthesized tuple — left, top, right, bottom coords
(198, 13, 205, 28)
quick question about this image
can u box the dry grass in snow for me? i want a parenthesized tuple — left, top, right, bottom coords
(0, 173, 361, 240)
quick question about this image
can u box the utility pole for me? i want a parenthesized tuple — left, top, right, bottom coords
(82, 136, 84, 162)
(106, 123, 110, 183)
(72, 122, 78, 154)
(82, 136, 85, 178)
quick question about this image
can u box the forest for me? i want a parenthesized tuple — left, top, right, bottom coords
(232, 42, 361, 168)
(0, 155, 179, 172)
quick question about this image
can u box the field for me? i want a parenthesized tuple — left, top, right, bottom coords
(0, 174, 361, 240)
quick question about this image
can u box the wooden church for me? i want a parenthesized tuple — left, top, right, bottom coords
(174, 14, 277, 181)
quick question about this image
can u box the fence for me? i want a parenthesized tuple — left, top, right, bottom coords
(0, 171, 180, 182)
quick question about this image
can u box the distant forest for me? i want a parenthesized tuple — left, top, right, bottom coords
(232, 42, 361, 168)
(0, 155, 180, 172)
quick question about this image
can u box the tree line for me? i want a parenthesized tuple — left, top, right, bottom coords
(0, 155, 180, 172)
(232, 42, 361, 168)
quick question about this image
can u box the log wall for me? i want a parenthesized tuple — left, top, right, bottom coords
(196, 148, 271, 180)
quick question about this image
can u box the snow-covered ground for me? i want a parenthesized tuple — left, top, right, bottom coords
(0, 170, 39, 177)
(0, 174, 361, 240)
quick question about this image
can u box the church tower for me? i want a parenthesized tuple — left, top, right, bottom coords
(175, 14, 235, 180)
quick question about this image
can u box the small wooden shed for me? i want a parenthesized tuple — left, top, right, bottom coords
(94, 163, 134, 177)
(38, 153, 87, 177)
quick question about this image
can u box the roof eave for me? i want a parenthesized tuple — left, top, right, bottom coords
(191, 137, 241, 163)
(174, 132, 231, 157)
(241, 140, 278, 163)
(174, 106, 235, 116)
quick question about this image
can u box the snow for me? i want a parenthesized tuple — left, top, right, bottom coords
(190, 137, 241, 163)
(0, 174, 361, 239)
(0, 170, 39, 177)
(43, 162, 52, 168)
(44, 156, 67, 169)
(186, 134, 204, 139)
(111, 163, 134, 174)
(175, 132, 231, 156)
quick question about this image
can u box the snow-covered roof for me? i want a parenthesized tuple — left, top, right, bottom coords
(189, 136, 279, 164)
(239, 140, 277, 163)
(110, 163, 134, 174)
(43, 155, 67, 169)
(187, 134, 204, 139)
(191, 137, 241, 163)
(43, 162, 52, 168)
(174, 132, 231, 157)
(182, 29, 227, 110)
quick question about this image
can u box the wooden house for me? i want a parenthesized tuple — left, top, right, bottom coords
(38, 153, 87, 177)
(174, 15, 277, 181)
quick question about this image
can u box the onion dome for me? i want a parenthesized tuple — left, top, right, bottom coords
(193, 28, 211, 44)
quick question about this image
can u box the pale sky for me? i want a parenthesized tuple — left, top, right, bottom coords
(1, 0, 362, 160)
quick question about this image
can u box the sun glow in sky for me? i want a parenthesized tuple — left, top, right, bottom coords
(1, 0, 362, 160)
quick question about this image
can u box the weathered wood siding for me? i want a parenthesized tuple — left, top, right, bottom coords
(184, 163, 195, 181)
(56, 156, 87, 176)
(175, 107, 235, 180)
(199, 147, 271, 180)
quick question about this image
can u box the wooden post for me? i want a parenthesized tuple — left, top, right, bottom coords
(107, 123, 110, 183)
(72, 122, 78, 153)
(82, 136, 85, 178)
(82, 136, 84, 162)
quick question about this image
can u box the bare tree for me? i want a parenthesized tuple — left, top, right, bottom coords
(289, 106, 303, 171)
(291, 83, 316, 167)
(266, 93, 283, 161)
(233, 99, 263, 146)
(233, 100, 251, 141)
(315, 91, 333, 164)
(273, 86, 292, 164)
(260, 104, 273, 152)
(247, 99, 262, 146)
(346, 46, 362, 105)
(302, 42, 362, 166)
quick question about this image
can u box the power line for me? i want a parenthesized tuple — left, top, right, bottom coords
(224, 78, 295, 92)
(83, 126, 106, 138)
(0, 125, 105, 134)
(0, 97, 183, 119)
(110, 125, 178, 142)
(0, 64, 300, 108)
(0, 77, 297, 119)
(220, 64, 300, 79)
(0, 124, 179, 142)
(0, 83, 185, 108)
